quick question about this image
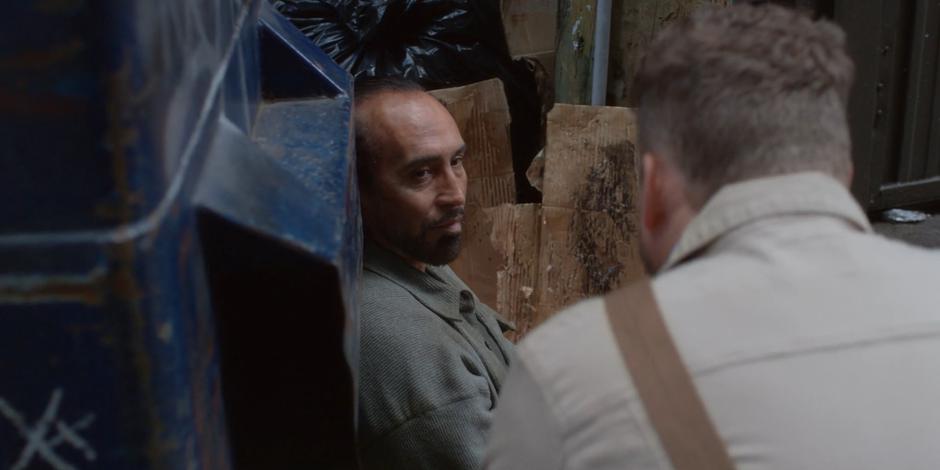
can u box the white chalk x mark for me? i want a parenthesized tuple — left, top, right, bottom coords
(0, 388, 97, 470)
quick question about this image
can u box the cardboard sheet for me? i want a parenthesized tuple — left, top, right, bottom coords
(537, 104, 645, 320)
(431, 78, 516, 209)
(439, 88, 644, 339)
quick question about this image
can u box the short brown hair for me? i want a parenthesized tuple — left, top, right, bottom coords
(634, 3, 855, 204)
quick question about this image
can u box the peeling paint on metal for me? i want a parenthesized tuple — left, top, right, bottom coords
(158, 323, 174, 343)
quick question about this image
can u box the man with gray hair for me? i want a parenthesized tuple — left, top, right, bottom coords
(486, 4, 940, 469)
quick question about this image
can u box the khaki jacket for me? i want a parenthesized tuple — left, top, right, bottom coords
(486, 172, 940, 470)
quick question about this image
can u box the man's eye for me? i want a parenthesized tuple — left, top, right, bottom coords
(452, 156, 464, 166)
(413, 169, 432, 180)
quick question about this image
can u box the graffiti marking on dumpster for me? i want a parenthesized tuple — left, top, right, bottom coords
(0, 388, 97, 470)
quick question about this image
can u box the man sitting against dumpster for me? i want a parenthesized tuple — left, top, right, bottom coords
(354, 76, 515, 470)
(486, 4, 940, 469)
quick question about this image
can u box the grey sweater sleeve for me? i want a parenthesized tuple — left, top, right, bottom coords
(359, 280, 497, 470)
(360, 395, 494, 470)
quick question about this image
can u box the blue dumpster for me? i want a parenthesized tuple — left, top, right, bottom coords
(0, 1, 359, 468)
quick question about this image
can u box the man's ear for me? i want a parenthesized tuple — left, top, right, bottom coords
(641, 152, 665, 235)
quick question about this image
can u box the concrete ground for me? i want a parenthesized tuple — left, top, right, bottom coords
(872, 211, 940, 249)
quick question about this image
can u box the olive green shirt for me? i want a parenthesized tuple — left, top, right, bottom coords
(358, 239, 514, 470)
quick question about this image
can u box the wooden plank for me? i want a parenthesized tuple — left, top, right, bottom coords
(450, 204, 542, 342)
(555, 0, 597, 104)
(430, 78, 516, 209)
(606, 0, 729, 107)
(537, 104, 644, 321)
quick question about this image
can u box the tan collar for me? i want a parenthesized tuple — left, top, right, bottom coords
(662, 172, 872, 271)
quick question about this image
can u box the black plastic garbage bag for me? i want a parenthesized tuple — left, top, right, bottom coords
(273, 0, 543, 202)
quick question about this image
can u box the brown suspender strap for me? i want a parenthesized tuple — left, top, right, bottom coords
(604, 279, 735, 470)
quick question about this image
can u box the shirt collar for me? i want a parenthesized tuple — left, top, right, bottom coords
(363, 238, 464, 321)
(662, 172, 872, 270)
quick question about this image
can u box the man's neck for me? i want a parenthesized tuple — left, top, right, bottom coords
(367, 234, 427, 272)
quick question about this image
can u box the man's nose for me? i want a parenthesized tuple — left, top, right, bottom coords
(438, 167, 466, 207)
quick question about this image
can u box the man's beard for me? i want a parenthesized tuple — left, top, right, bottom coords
(386, 208, 464, 266)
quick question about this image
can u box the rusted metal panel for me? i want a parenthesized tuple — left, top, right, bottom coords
(0, 2, 358, 469)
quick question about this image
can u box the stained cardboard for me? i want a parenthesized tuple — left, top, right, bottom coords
(439, 84, 644, 339)
(537, 104, 644, 320)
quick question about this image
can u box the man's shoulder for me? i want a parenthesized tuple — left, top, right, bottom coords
(519, 297, 608, 356)
(648, 230, 940, 372)
(511, 293, 650, 463)
(516, 296, 630, 399)
(361, 267, 413, 302)
(360, 268, 454, 347)
(360, 267, 434, 317)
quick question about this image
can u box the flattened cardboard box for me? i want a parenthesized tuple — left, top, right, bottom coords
(449, 103, 645, 334)
(434, 82, 644, 339)
(537, 104, 644, 321)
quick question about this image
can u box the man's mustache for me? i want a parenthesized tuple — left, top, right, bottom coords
(428, 207, 466, 228)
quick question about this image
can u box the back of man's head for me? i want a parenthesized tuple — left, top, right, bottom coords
(634, 4, 855, 206)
